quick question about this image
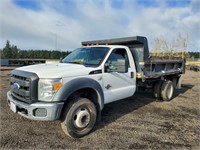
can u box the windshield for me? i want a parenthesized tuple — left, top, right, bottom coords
(62, 47, 109, 66)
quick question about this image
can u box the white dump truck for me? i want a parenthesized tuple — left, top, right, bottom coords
(7, 36, 185, 138)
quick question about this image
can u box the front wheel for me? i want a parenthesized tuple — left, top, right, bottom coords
(61, 98, 97, 138)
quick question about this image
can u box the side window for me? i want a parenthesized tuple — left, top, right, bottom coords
(106, 48, 130, 67)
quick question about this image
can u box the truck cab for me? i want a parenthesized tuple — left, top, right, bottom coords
(7, 36, 185, 138)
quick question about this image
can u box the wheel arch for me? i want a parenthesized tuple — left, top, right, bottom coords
(53, 78, 104, 110)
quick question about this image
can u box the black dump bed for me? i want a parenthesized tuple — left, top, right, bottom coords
(82, 36, 185, 80)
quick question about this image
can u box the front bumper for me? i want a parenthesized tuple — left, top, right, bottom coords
(7, 91, 64, 121)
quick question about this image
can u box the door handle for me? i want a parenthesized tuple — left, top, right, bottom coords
(131, 72, 134, 78)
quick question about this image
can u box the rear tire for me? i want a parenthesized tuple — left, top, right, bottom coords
(61, 98, 97, 138)
(172, 77, 179, 89)
(161, 80, 174, 101)
(153, 81, 163, 100)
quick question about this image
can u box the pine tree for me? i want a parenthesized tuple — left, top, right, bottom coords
(11, 45, 19, 59)
(3, 40, 12, 58)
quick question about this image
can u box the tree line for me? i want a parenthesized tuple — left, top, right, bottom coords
(0, 40, 71, 59)
(187, 52, 200, 59)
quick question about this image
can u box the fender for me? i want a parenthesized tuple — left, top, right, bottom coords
(53, 78, 104, 110)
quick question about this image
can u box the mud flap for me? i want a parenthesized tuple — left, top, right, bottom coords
(177, 77, 182, 89)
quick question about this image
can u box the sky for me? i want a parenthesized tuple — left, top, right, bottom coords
(0, 0, 199, 52)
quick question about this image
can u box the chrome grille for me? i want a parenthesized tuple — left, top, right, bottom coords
(10, 70, 39, 103)
(10, 74, 30, 103)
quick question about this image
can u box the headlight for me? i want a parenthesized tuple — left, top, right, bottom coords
(38, 78, 62, 101)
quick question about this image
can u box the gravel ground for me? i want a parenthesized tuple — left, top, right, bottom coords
(0, 69, 199, 149)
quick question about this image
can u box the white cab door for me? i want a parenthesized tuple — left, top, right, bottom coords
(102, 47, 136, 104)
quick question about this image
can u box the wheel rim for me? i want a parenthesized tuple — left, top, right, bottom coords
(73, 108, 91, 128)
(167, 83, 173, 99)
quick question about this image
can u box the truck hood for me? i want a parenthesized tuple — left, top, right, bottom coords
(16, 63, 96, 78)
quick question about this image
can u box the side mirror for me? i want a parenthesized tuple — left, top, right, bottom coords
(105, 59, 128, 73)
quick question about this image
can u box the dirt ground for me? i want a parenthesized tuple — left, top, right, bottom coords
(0, 69, 199, 149)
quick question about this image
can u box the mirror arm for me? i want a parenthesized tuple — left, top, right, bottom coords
(59, 57, 63, 63)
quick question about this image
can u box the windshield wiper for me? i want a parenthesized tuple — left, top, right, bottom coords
(66, 62, 84, 65)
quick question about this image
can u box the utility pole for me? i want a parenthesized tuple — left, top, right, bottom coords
(55, 33, 57, 51)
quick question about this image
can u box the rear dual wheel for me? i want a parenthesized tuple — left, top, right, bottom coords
(153, 80, 174, 101)
(153, 81, 163, 99)
(161, 80, 174, 101)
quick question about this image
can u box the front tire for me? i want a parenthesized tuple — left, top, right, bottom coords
(161, 80, 174, 101)
(61, 98, 97, 138)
